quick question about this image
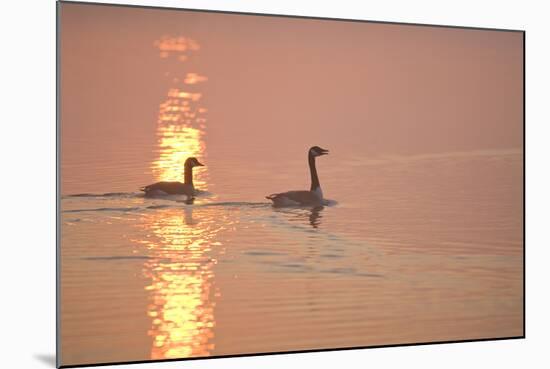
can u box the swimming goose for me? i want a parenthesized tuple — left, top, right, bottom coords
(140, 157, 204, 197)
(266, 146, 329, 207)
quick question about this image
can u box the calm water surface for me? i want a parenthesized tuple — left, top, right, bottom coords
(60, 29, 523, 366)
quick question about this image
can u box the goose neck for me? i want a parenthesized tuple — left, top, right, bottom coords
(309, 154, 321, 192)
(184, 165, 194, 186)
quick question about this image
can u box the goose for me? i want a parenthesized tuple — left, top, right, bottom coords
(266, 146, 329, 207)
(140, 157, 204, 197)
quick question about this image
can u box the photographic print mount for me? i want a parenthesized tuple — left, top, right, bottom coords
(57, 1, 525, 367)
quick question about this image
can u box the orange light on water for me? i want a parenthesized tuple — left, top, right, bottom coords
(151, 79, 208, 187)
(152, 125, 206, 187)
(154, 36, 200, 54)
(184, 73, 208, 85)
(141, 36, 216, 360)
(167, 88, 202, 101)
(139, 210, 219, 359)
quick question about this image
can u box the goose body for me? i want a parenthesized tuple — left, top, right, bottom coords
(140, 181, 195, 196)
(141, 157, 204, 197)
(266, 146, 329, 207)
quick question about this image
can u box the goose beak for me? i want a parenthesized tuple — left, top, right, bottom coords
(319, 148, 329, 156)
(196, 161, 205, 166)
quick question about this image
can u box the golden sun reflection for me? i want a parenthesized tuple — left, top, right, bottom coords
(184, 73, 208, 85)
(154, 36, 200, 59)
(153, 124, 206, 187)
(151, 36, 209, 189)
(136, 209, 222, 359)
(138, 35, 219, 360)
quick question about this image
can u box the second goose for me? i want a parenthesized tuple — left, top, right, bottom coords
(266, 146, 329, 207)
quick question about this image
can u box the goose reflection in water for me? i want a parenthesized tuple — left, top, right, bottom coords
(308, 206, 324, 228)
(274, 206, 325, 229)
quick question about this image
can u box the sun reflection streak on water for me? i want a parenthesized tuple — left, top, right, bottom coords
(154, 35, 200, 61)
(139, 35, 220, 359)
(153, 124, 206, 187)
(136, 209, 223, 359)
(151, 35, 209, 189)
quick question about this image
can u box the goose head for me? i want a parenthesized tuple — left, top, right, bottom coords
(309, 146, 329, 157)
(184, 157, 205, 168)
